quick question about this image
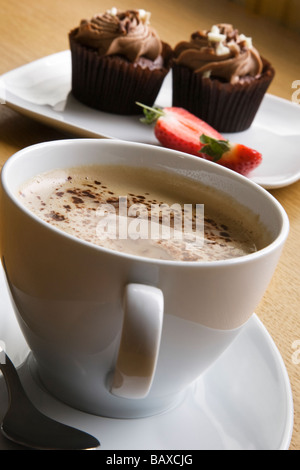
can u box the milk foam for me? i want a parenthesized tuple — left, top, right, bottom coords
(18, 165, 263, 262)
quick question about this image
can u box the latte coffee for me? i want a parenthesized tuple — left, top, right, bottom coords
(18, 164, 268, 262)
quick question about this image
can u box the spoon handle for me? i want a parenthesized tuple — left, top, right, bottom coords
(0, 350, 31, 408)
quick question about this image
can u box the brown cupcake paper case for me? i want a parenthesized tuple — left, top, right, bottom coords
(172, 59, 275, 133)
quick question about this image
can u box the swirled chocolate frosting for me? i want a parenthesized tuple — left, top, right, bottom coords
(71, 8, 163, 62)
(174, 24, 263, 84)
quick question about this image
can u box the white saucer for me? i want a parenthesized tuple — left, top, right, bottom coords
(0, 264, 293, 450)
(1, 50, 300, 189)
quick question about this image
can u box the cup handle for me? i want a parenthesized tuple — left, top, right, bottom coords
(110, 283, 164, 399)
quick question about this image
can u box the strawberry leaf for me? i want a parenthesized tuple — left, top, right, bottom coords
(136, 102, 165, 125)
(200, 134, 231, 161)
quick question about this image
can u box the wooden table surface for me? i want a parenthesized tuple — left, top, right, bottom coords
(0, 0, 299, 451)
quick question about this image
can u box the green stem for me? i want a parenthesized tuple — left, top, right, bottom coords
(200, 134, 231, 161)
(136, 102, 165, 124)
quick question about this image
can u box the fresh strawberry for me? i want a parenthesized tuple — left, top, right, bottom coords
(137, 103, 262, 176)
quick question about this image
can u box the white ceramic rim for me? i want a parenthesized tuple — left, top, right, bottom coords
(1, 138, 290, 268)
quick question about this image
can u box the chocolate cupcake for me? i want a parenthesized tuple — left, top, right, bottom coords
(69, 8, 173, 115)
(172, 24, 275, 132)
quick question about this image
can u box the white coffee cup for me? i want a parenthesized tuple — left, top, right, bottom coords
(0, 139, 289, 418)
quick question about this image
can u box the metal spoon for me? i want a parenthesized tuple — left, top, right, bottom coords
(0, 350, 100, 450)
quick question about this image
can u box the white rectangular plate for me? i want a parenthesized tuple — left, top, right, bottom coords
(1, 50, 300, 189)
